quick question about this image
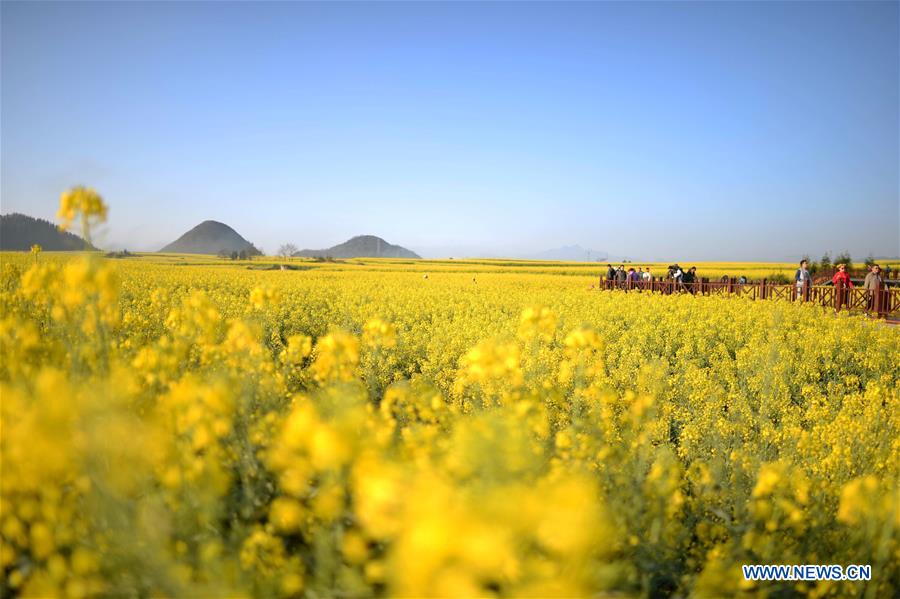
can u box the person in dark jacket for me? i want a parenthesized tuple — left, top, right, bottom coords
(606, 265, 616, 281)
(682, 266, 697, 293)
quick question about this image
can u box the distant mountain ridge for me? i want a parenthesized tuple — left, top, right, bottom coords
(294, 235, 420, 259)
(0, 213, 97, 251)
(160, 220, 260, 255)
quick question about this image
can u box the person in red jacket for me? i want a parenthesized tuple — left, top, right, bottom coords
(832, 264, 854, 288)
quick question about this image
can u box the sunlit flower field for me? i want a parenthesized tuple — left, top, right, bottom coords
(1, 249, 897, 598)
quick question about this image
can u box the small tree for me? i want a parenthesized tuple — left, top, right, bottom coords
(834, 251, 852, 268)
(278, 243, 298, 259)
(239, 250, 248, 261)
(801, 254, 818, 275)
(231, 251, 238, 261)
(864, 253, 876, 269)
(819, 252, 832, 270)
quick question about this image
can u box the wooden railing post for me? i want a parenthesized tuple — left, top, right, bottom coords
(760, 278, 767, 300)
(834, 279, 844, 312)
(874, 280, 885, 318)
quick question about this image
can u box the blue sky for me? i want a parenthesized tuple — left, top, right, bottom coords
(2, 1, 898, 260)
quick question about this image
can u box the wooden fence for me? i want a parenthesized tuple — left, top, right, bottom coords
(598, 277, 900, 319)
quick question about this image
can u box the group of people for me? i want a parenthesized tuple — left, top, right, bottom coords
(667, 264, 698, 286)
(604, 264, 700, 291)
(602, 259, 894, 306)
(794, 259, 889, 292)
(606, 264, 653, 284)
(795, 259, 890, 312)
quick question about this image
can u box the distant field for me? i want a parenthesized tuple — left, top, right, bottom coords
(15, 251, 900, 281)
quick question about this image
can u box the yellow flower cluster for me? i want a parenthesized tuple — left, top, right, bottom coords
(249, 285, 281, 310)
(0, 248, 897, 598)
(56, 186, 108, 245)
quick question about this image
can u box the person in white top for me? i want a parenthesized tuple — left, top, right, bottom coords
(672, 265, 685, 291)
(794, 259, 811, 299)
(642, 267, 652, 282)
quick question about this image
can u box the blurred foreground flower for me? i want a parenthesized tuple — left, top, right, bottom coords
(57, 185, 107, 246)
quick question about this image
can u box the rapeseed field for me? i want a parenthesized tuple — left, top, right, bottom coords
(1, 244, 897, 597)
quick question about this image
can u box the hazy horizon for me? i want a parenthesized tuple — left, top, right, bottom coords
(2, 1, 898, 261)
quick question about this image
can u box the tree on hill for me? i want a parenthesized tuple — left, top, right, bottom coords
(0, 213, 98, 251)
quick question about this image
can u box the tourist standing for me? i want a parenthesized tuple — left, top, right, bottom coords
(672, 264, 685, 291)
(794, 259, 811, 300)
(864, 264, 883, 313)
(682, 267, 697, 293)
(832, 264, 854, 288)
